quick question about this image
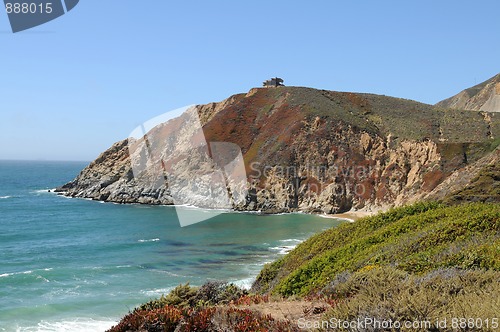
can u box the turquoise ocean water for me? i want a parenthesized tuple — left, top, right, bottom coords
(0, 161, 342, 331)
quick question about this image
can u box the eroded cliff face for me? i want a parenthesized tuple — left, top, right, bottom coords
(241, 121, 444, 213)
(58, 87, 499, 214)
(424, 146, 500, 204)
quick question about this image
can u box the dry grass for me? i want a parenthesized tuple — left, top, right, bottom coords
(322, 267, 500, 331)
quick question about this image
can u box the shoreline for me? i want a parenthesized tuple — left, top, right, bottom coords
(54, 190, 381, 222)
(323, 210, 380, 222)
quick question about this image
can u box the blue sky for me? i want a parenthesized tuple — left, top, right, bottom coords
(1, 1, 499, 161)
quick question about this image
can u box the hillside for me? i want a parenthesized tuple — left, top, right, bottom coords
(252, 202, 499, 296)
(425, 145, 500, 204)
(57, 86, 500, 214)
(108, 202, 500, 332)
(436, 73, 500, 112)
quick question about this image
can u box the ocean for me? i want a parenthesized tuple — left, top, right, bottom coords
(0, 161, 342, 331)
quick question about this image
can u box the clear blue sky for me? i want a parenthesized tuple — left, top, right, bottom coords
(1, 1, 499, 161)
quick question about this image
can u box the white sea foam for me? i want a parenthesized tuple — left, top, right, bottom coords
(138, 238, 160, 243)
(0, 195, 11, 199)
(266, 238, 304, 255)
(140, 287, 174, 297)
(0, 268, 53, 278)
(234, 261, 270, 267)
(36, 275, 50, 283)
(151, 270, 183, 278)
(15, 318, 116, 332)
(31, 189, 55, 194)
(269, 245, 296, 255)
(231, 209, 263, 215)
(232, 277, 255, 290)
(171, 204, 231, 213)
(279, 238, 302, 243)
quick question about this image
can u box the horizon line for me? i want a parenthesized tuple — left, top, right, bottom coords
(0, 159, 91, 163)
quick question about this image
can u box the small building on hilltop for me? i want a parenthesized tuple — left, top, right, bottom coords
(263, 77, 284, 87)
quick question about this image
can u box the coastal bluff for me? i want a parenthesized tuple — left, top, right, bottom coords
(57, 84, 500, 214)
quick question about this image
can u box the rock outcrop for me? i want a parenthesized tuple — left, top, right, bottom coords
(425, 146, 500, 204)
(57, 86, 500, 214)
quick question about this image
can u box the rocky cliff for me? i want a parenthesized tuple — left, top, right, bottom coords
(436, 73, 500, 112)
(57, 86, 500, 214)
(425, 145, 500, 204)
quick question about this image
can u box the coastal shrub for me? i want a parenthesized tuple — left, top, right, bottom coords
(139, 283, 198, 310)
(109, 306, 299, 332)
(139, 281, 248, 311)
(252, 202, 442, 294)
(193, 281, 248, 306)
(208, 307, 299, 332)
(254, 202, 499, 296)
(108, 305, 183, 332)
(322, 267, 500, 331)
(177, 307, 217, 331)
(251, 258, 285, 293)
(322, 266, 409, 299)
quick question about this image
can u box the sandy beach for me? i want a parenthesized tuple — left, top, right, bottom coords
(322, 210, 381, 222)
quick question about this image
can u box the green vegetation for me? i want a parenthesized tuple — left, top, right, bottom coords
(280, 87, 500, 145)
(324, 267, 500, 331)
(109, 305, 299, 332)
(253, 202, 499, 296)
(444, 161, 500, 204)
(490, 137, 500, 151)
(138, 281, 248, 311)
(107, 281, 297, 332)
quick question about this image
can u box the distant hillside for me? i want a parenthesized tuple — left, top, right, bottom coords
(58, 86, 500, 214)
(436, 73, 500, 112)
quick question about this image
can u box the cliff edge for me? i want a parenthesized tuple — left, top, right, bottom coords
(57, 86, 500, 214)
